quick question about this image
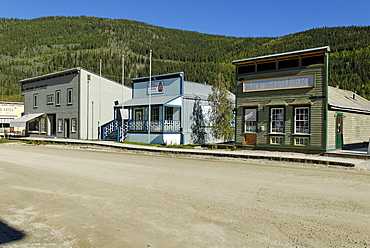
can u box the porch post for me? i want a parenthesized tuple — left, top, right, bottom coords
(162, 106, 165, 131)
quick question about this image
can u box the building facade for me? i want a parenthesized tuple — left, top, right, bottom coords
(12, 68, 131, 139)
(104, 72, 233, 145)
(233, 46, 370, 152)
(0, 102, 24, 136)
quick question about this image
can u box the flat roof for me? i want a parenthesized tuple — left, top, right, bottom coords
(232, 46, 330, 64)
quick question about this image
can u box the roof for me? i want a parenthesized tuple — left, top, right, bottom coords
(20, 67, 124, 87)
(10, 113, 44, 127)
(183, 81, 213, 99)
(131, 72, 184, 83)
(328, 86, 370, 113)
(122, 95, 181, 107)
(232, 46, 330, 64)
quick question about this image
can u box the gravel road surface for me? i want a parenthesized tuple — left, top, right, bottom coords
(0, 143, 369, 247)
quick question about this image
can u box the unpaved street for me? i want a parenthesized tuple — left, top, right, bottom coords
(0, 143, 369, 248)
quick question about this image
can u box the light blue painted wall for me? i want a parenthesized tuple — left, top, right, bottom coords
(133, 77, 182, 98)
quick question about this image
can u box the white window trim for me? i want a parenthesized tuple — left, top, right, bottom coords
(58, 119, 63, 132)
(55, 90, 61, 106)
(71, 118, 77, 132)
(33, 93, 38, 108)
(67, 88, 73, 105)
(270, 107, 284, 134)
(294, 107, 310, 135)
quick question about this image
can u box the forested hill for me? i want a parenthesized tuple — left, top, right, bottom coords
(0, 16, 369, 101)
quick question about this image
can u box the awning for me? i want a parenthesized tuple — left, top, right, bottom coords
(266, 99, 288, 106)
(10, 113, 44, 127)
(290, 98, 313, 105)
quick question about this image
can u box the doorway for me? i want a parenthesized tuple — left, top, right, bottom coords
(47, 114, 56, 137)
(335, 112, 343, 149)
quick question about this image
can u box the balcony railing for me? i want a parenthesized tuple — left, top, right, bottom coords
(129, 120, 181, 132)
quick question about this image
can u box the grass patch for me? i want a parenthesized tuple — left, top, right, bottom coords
(0, 138, 22, 144)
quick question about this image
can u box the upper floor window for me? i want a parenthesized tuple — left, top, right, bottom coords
(47, 94, 54, 105)
(55, 90, 61, 106)
(33, 94, 38, 108)
(67, 88, 73, 105)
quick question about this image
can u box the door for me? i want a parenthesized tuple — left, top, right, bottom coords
(335, 112, 343, 149)
(47, 114, 56, 136)
(64, 119, 70, 138)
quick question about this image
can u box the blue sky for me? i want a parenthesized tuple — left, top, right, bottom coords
(1, 0, 369, 37)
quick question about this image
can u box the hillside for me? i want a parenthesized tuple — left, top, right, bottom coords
(0, 16, 369, 101)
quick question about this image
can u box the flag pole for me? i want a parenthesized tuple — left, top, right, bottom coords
(148, 50, 152, 144)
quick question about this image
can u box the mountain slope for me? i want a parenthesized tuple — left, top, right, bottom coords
(0, 16, 369, 101)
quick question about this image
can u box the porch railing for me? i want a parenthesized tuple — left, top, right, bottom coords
(129, 120, 181, 132)
(101, 119, 117, 140)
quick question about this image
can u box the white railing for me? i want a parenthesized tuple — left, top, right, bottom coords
(129, 120, 181, 132)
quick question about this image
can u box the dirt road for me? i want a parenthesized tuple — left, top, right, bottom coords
(0, 143, 369, 247)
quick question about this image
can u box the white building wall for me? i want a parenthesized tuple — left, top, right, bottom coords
(79, 69, 131, 139)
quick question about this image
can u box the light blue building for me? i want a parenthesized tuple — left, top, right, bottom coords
(102, 72, 233, 145)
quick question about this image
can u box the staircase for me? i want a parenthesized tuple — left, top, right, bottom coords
(102, 119, 129, 142)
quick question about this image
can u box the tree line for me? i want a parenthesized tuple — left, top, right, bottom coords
(0, 16, 369, 101)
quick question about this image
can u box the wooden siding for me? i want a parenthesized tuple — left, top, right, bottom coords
(235, 66, 327, 150)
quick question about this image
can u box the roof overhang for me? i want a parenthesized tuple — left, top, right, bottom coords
(10, 113, 44, 127)
(232, 46, 330, 65)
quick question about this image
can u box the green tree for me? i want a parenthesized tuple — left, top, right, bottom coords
(208, 73, 235, 142)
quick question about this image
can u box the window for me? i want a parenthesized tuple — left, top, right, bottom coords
(244, 108, 257, 133)
(301, 55, 324, 66)
(151, 107, 159, 120)
(238, 64, 255, 74)
(28, 119, 39, 132)
(271, 136, 283, 145)
(33, 94, 38, 108)
(257, 60, 276, 72)
(58, 119, 63, 132)
(294, 107, 309, 134)
(47, 94, 54, 105)
(67, 88, 73, 105)
(270, 108, 284, 133)
(295, 137, 309, 146)
(165, 107, 173, 120)
(55, 90, 61, 106)
(278, 58, 299, 69)
(71, 118, 77, 132)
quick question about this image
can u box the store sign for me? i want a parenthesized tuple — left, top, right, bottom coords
(148, 81, 164, 95)
(243, 74, 314, 92)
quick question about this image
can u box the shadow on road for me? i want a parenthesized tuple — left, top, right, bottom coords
(0, 220, 25, 245)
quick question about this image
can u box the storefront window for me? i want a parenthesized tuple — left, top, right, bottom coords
(295, 107, 309, 134)
(244, 108, 257, 133)
(270, 108, 284, 133)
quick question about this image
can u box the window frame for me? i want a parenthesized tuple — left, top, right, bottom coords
(47, 94, 54, 105)
(55, 90, 61, 106)
(244, 108, 257, 133)
(67, 88, 73, 105)
(270, 107, 285, 134)
(71, 118, 77, 132)
(58, 118, 63, 132)
(294, 106, 310, 134)
(33, 93, 38, 108)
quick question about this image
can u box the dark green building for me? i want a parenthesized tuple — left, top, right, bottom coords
(233, 46, 370, 152)
(233, 47, 331, 152)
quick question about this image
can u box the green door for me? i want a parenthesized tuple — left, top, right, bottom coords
(335, 112, 343, 149)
